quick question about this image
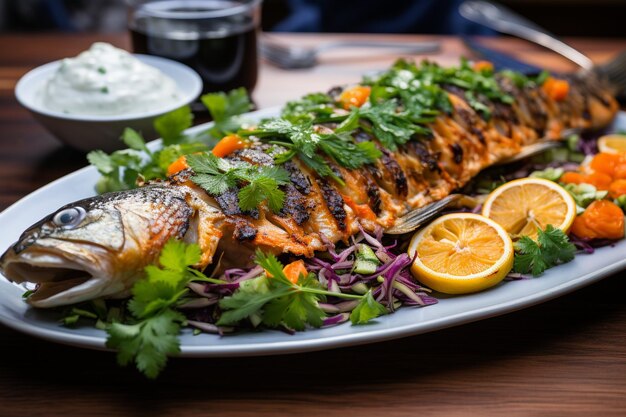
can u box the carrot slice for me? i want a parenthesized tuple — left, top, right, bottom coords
(166, 155, 189, 176)
(609, 179, 626, 199)
(542, 77, 570, 101)
(560, 172, 586, 185)
(282, 260, 308, 284)
(212, 134, 248, 158)
(473, 60, 494, 72)
(339, 86, 371, 110)
(590, 153, 621, 177)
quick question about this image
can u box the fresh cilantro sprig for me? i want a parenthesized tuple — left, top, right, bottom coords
(88, 88, 252, 194)
(356, 100, 431, 150)
(242, 118, 380, 181)
(513, 225, 576, 276)
(282, 92, 335, 123)
(217, 250, 387, 330)
(201, 87, 253, 140)
(106, 239, 221, 379)
(186, 153, 291, 212)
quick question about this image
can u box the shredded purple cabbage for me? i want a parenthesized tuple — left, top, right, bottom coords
(305, 229, 437, 314)
(568, 234, 619, 254)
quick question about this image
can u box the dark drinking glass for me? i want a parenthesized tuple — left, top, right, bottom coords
(128, 0, 260, 95)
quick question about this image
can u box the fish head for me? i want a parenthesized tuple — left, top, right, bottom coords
(0, 186, 193, 308)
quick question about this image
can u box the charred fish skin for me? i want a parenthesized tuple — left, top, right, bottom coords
(0, 66, 619, 308)
(0, 185, 198, 307)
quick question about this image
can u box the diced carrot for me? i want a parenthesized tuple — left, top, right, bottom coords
(613, 163, 626, 180)
(282, 260, 308, 284)
(473, 60, 494, 72)
(338, 85, 371, 110)
(570, 200, 625, 240)
(560, 171, 611, 190)
(609, 179, 626, 199)
(584, 172, 613, 190)
(166, 155, 189, 176)
(542, 77, 570, 101)
(212, 134, 248, 158)
(590, 152, 621, 177)
(560, 171, 586, 185)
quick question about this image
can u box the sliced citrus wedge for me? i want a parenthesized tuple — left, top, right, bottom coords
(482, 178, 576, 240)
(408, 213, 514, 294)
(598, 134, 626, 154)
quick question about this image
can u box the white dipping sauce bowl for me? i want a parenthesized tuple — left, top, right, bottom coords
(15, 54, 202, 153)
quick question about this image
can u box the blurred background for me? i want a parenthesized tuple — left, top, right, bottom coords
(0, 0, 624, 37)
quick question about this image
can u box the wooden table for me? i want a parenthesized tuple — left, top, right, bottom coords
(1, 33, 626, 417)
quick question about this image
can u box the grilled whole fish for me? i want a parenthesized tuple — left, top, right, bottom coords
(0, 72, 618, 308)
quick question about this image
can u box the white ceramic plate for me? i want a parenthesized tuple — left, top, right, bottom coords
(1, 110, 625, 357)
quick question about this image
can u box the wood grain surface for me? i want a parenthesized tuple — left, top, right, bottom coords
(1, 33, 626, 417)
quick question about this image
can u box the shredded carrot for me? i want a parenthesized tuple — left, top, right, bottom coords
(570, 200, 625, 240)
(166, 155, 189, 176)
(338, 86, 371, 110)
(212, 134, 248, 158)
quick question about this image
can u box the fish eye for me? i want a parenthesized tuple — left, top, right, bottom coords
(52, 207, 86, 229)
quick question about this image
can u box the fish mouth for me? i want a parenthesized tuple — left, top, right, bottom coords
(1, 248, 119, 308)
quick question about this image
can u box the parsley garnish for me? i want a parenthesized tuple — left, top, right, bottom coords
(186, 153, 291, 212)
(106, 240, 219, 379)
(243, 118, 380, 180)
(350, 290, 388, 325)
(513, 225, 576, 276)
(282, 92, 335, 122)
(88, 88, 252, 194)
(201, 87, 252, 140)
(356, 100, 431, 150)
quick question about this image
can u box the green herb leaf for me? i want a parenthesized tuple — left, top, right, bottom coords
(282, 92, 335, 122)
(187, 153, 290, 212)
(105, 239, 211, 379)
(262, 278, 325, 331)
(513, 225, 576, 276)
(202, 88, 252, 139)
(350, 290, 387, 325)
(154, 106, 194, 146)
(106, 309, 184, 379)
(121, 128, 150, 153)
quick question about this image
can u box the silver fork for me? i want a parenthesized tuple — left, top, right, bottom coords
(260, 38, 441, 69)
(384, 136, 574, 235)
(459, 0, 626, 94)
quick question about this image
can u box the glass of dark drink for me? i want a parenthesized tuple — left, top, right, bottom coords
(128, 0, 260, 95)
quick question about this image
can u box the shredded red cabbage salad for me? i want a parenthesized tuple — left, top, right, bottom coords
(183, 228, 437, 331)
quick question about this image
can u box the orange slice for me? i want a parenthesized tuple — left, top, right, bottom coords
(408, 213, 514, 294)
(482, 178, 576, 240)
(598, 134, 626, 154)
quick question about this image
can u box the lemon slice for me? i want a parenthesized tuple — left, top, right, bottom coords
(598, 134, 626, 154)
(408, 213, 514, 294)
(482, 178, 576, 240)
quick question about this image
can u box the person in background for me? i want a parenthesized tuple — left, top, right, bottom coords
(0, 0, 126, 32)
(273, 0, 495, 34)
